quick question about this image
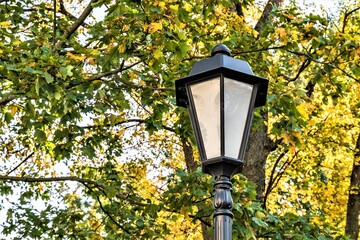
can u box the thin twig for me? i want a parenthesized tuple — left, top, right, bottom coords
(79, 118, 176, 133)
(263, 151, 286, 209)
(6, 152, 34, 176)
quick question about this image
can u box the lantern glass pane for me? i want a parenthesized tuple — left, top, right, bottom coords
(190, 77, 220, 159)
(224, 77, 253, 159)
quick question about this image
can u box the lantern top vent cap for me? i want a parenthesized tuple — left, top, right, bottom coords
(211, 44, 231, 57)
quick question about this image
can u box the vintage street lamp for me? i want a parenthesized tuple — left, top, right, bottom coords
(175, 44, 268, 240)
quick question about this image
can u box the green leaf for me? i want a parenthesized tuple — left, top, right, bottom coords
(54, 92, 62, 100)
(252, 217, 268, 228)
(44, 73, 53, 83)
(4, 112, 13, 123)
(35, 77, 40, 95)
(34, 129, 47, 142)
(60, 66, 74, 77)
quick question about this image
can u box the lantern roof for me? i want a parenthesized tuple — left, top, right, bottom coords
(176, 44, 268, 108)
(189, 44, 254, 76)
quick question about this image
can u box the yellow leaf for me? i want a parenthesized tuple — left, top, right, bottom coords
(280, 132, 291, 145)
(148, 22, 162, 33)
(277, 28, 287, 39)
(153, 48, 163, 60)
(304, 22, 314, 31)
(170, 5, 178, 11)
(122, 24, 130, 32)
(290, 30, 299, 41)
(0, 21, 11, 28)
(283, 13, 295, 20)
(355, 48, 360, 57)
(308, 119, 316, 126)
(296, 103, 309, 120)
(158, 1, 165, 9)
(66, 52, 86, 61)
(90, 49, 101, 55)
(184, 3, 192, 12)
(9, 105, 18, 116)
(88, 56, 95, 64)
(118, 44, 126, 53)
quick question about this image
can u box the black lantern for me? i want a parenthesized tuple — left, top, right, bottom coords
(176, 44, 268, 177)
(175, 44, 268, 240)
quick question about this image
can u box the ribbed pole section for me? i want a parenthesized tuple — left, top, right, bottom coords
(213, 175, 233, 240)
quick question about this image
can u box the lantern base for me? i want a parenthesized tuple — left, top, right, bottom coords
(202, 157, 243, 178)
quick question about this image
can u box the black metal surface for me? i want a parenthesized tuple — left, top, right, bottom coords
(174, 43, 269, 240)
(213, 175, 233, 240)
(175, 44, 268, 108)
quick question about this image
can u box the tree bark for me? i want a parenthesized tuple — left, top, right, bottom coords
(243, 111, 274, 202)
(241, 0, 285, 202)
(345, 133, 360, 239)
(181, 137, 198, 173)
(254, 0, 285, 33)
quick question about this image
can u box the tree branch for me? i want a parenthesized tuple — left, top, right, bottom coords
(342, 7, 360, 33)
(279, 59, 311, 82)
(263, 150, 299, 209)
(270, 151, 299, 193)
(283, 48, 360, 83)
(79, 118, 176, 133)
(181, 137, 198, 173)
(0, 95, 16, 108)
(55, 0, 98, 49)
(66, 60, 143, 90)
(88, 60, 143, 82)
(0, 175, 99, 184)
(59, 0, 90, 28)
(263, 151, 286, 209)
(0, 174, 149, 207)
(53, 0, 56, 46)
(254, 0, 285, 33)
(234, 2, 243, 17)
(345, 132, 360, 238)
(232, 45, 285, 55)
(80, 180, 132, 235)
(96, 194, 132, 234)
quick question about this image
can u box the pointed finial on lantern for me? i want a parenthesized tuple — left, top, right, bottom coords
(211, 43, 231, 57)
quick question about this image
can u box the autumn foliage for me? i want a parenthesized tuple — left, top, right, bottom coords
(0, 0, 359, 239)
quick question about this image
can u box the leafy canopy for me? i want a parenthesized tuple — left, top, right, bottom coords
(0, 0, 359, 239)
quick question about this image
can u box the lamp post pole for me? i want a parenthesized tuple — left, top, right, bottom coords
(213, 176, 233, 239)
(175, 43, 268, 240)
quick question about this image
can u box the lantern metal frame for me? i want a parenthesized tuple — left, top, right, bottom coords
(175, 44, 268, 240)
(175, 44, 268, 177)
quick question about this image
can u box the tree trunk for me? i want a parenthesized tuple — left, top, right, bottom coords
(345, 133, 360, 239)
(255, 0, 285, 33)
(241, 0, 285, 202)
(181, 137, 212, 240)
(181, 137, 198, 173)
(243, 112, 273, 202)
